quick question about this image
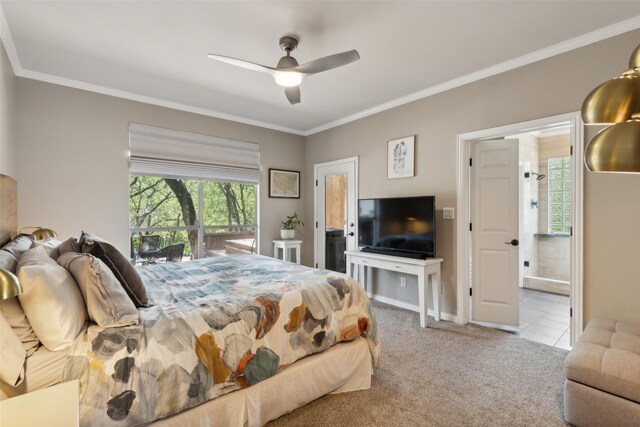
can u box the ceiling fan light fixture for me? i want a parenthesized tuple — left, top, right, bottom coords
(580, 69, 640, 124)
(274, 71, 303, 87)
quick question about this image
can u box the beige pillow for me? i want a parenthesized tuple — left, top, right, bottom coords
(0, 298, 40, 357)
(0, 311, 26, 387)
(17, 247, 87, 351)
(58, 253, 139, 328)
(31, 237, 62, 260)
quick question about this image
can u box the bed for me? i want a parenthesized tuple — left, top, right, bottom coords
(0, 174, 380, 427)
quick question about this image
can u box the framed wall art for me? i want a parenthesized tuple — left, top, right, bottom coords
(388, 135, 415, 179)
(269, 168, 300, 198)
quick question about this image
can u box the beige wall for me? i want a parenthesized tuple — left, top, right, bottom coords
(0, 41, 17, 179)
(16, 79, 305, 255)
(304, 29, 640, 325)
(11, 28, 640, 326)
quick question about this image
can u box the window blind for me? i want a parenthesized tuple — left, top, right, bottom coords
(129, 123, 261, 184)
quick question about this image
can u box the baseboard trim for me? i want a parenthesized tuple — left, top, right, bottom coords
(368, 293, 457, 323)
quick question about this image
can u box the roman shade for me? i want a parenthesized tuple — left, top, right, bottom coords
(129, 123, 261, 184)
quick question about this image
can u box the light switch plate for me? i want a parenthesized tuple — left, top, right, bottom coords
(443, 207, 455, 219)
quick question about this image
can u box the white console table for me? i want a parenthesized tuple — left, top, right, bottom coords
(345, 250, 444, 328)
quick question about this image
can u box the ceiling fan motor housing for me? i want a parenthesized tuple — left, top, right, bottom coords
(279, 36, 298, 53)
(277, 55, 299, 69)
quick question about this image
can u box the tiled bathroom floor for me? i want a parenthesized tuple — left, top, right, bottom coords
(517, 288, 571, 350)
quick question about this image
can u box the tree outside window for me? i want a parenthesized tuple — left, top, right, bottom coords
(129, 175, 257, 261)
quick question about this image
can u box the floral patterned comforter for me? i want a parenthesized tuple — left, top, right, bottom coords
(62, 254, 380, 426)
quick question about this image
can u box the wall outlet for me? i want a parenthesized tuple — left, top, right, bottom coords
(400, 276, 407, 287)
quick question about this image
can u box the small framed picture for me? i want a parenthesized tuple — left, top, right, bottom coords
(388, 135, 415, 179)
(269, 168, 300, 198)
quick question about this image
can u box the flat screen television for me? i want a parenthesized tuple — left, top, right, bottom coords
(358, 196, 435, 259)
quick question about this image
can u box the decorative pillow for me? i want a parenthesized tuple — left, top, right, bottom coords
(80, 231, 149, 307)
(17, 247, 87, 351)
(58, 237, 82, 256)
(0, 298, 40, 357)
(1, 234, 35, 258)
(31, 237, 62, 260)
(58, 253, 139, 328)
(0, 250, 18, 273)
(0, 311, 26, 387)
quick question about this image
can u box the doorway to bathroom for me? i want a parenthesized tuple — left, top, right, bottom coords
(456, 112, 584, 347)
(510, 126, 573, 349)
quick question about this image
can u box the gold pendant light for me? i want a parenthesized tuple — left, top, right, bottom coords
(581, 70, 640, 124)
(585, 114, 640, 173)
(630, 44, 640, 70)
(583, 44, 640, 173)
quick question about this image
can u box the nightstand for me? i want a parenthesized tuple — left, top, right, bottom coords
(0, 380, 79, 427)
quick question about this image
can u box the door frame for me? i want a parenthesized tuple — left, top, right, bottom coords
(456, 112, 584, 344)
(313, 156, 359, 269)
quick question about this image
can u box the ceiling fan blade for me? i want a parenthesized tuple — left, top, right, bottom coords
(292, 50, 360, 74)
(285, 87, 301, 105)
(207, 54, 275, 74)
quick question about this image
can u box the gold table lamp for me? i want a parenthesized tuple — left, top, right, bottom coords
(18, 227, 58, 240)
(0, 268, 22, 300)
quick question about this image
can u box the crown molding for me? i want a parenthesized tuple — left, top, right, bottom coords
(2, 1, 639, 138)
(18, 68, 307, 136)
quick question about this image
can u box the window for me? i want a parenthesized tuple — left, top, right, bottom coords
(129, 175, 257, 260)
(128, 123, 261, 262)
(548, 157, 571, 234)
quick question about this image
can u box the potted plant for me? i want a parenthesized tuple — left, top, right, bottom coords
(280, 212, 304, 239)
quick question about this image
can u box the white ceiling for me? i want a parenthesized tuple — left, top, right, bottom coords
(2, 1, 640, 135)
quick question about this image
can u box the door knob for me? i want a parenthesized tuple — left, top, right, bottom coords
(504, 239, 519, 246)
(348, 232, 354, 236)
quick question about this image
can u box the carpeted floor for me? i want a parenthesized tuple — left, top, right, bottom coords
(269, 301, 569, 426)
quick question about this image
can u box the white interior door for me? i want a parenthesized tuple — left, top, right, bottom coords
(314, 157, 358, 272)
(471, 139, 520, 326)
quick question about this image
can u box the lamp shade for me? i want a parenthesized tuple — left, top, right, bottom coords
(32, 228, 58, 240)
(585, 114, 640, 173)
(0, 268, 22, 300)
(630, 44, 640, 70)
(581, 70, 640, 124)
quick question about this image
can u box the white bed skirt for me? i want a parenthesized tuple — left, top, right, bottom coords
(151, 337, 373, 427)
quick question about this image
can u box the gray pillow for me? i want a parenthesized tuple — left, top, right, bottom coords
(1, 234, 35, 258)
(58, 237, 82, 255)
(0, 250, 18, 273)
(58, 253, 139, 328)
(80, 232, 149, 307)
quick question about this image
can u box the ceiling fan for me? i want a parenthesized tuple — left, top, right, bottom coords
(208, 36, 360, 105)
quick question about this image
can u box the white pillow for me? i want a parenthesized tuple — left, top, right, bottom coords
(0, 310, 26, 387)
(58, 252, 139, 328)
(17, 246, 87, 351)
